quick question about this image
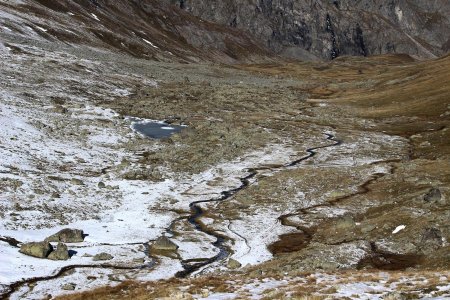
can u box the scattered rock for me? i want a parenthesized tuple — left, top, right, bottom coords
(52, 105, 68, 114)
(151, 236, 179, 251)
(61, 283, 76, 291)
(201, 289, 209, 298)
(48, 242, 70, 260)
(46, 228, 85, 243)
(98, 181, 106, 188)
(336, 214, 356, 229)
(20, 241, 53, 258)
(382, 292, 407, 300)
(424, 188, 441, 202)
(167, 291, 194, 300)
(70, 178, 84, 186)
(361, 223, 376, 234)
(50, 96, 66, 105)
(133, 258, 145, 264)
(419, 227, 443, 253)
(227, 258, 242, 269)
(93, 252, 113, 261)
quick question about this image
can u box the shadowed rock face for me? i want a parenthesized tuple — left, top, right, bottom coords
(3, 0, 448, 63)
(158, 0, 450, 60)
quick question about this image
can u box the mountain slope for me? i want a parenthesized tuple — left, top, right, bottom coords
(0, 0, 272, 63)
(160, 0, 450, 60)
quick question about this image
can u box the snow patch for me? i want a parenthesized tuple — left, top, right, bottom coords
(392, 225, 406, 234)
(395, 6, 403, 22)
(91, 13, 100, 21)
(142, 38, 159, 49)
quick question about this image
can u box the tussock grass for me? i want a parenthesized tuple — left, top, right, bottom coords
(238, 54, 450, 118)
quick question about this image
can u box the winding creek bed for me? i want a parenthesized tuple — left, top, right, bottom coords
(1, 133, 342, 298)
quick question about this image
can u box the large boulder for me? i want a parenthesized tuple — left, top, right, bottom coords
(20, 241, 53, 258)
(149, 236, 179, 258)
(227, 258, 242, 269)
(46, 228, 85, 243)
(48, 242, 70, 260)
(151, 236, 179, 251)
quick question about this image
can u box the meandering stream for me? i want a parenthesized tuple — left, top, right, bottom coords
(175, 133, 341, 277)
(1, 133, 341, 298)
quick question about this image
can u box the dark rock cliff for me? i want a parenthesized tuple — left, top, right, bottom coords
(159, 0, 450, 60)
(3, 0, 449, 62)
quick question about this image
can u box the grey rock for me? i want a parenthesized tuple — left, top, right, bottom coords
(361, 223, 376, 234)
(20, 241, 53, 258)
(419, 227, 443, 253)
(424, 188, 441, 202)
(70, 178, 84, 186)
(47, 242, 70, 260)
(158, 0, 449, 60)
(151, 236, 179, 251)
(61, 283, 76, 291)
(382, 292, 407, 300)
(93, 252, 114, 261)
(52, 105, 68, 114)
(227, 258, 242, 269)
(98, 181, 106, 188)
(46, 228, 85, 243)
(336, 214, 356, 229)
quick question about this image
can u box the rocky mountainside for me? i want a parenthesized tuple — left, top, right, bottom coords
(1, 1, 450, 299)
(0, 0, 272, 63)
(160, 0, 450, 60)
(2, 0, 449, 63)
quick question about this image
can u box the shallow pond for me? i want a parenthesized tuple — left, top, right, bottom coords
(131, 120, 185, 139)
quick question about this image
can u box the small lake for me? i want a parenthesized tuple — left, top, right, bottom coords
(131, 119, 185, 139)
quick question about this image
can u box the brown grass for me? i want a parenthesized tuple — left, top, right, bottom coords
(237, 54, 450, 119)
(57, 54, 450, 299)
(55, 269, 450, 299)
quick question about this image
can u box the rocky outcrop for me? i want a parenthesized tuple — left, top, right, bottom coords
(4, 0, 270, 64)
(5, 0, 447, 64)
(159, 0, 450, 60)
(19, 241, 53, 258)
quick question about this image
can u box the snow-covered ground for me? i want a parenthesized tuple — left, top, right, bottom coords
(1, 4, 448, 299)
(0, 35, 313, 298)
(142, 271, 450, 299)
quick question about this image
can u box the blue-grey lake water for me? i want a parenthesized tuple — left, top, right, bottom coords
(131, 121, 184, 139)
